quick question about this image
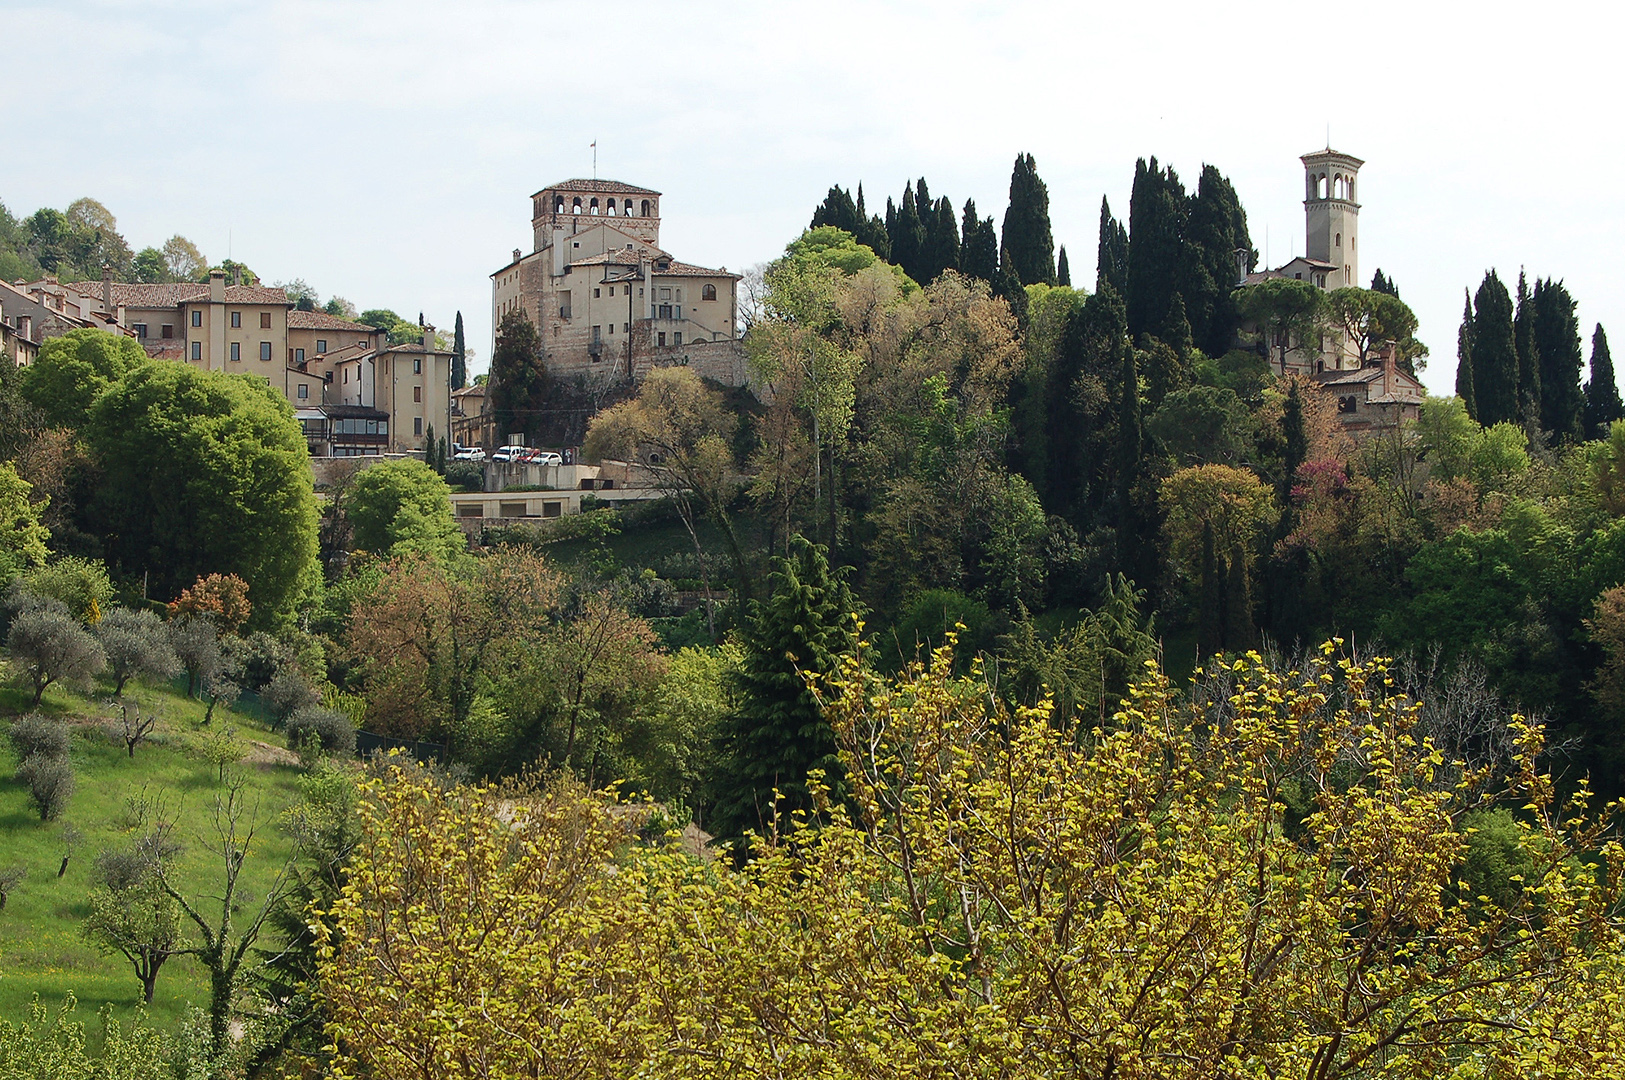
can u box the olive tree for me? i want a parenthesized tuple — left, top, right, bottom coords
(97, 607, 180, 695)
(7, 607, 105, 707)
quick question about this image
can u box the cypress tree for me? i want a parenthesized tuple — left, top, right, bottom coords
(1456, 291, 1477, 419)
(710, 537, 857, 844)
(1471, 271, 1518, 427)
(1115, 325, 1144, 577)
(1001, 153, 1056, 286)
(914, 177, 932, 223)
(452, 311, 467, 390)
(1097, 196, 1129, 296)
(1283, 380, 1308, 489)
(809, 185, 861, 234)
(960, 199, 998, 283)
(1585, 324, 1623, 439)
(1163, 294, 1194, 358)
(489, 309, 546, 440)
(1371, 269, 1400, 297)
(1185, 165, 1254, 357)
(920, 197, 961, 283)
(1056, 245, 1071, 287)
(1532, 278, 1584, 441)
(854, 185, 890, 259)
(1514, 270, 1541, 430)
(1126, 157, 1188, 342)
(1224, 541, 1257, 652)
(995, 245, 1028, 328)
(890, 183, 926, 283)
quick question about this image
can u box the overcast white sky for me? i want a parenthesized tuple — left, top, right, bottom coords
(3, 0, 1618, 394)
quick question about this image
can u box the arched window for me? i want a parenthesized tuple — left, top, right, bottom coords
(1317, 174, 1328, 199)
(606, 200, 616, 216)
(1336, 232, 1341, 247)
(554, 196, 565, 214)
(572, 197, 582, 214)
(589, 198, 600, 215)
(641, 199, 651, 216)
(702, 284, 717, 301)
(623, 200, 633, 215)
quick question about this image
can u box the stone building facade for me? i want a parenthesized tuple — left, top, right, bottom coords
(489, 178, 745, 388)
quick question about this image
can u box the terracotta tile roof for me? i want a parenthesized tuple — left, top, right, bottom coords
(71, 282, 293, 307)
(384, 343, 453, 356)
(655, 260, 740, 279)
(532, 178, 661, 197)
(288, 310, 378, 332)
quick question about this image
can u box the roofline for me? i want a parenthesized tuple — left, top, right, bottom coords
(529, 179, 662, 198)
(1300, 148, 1365, 168)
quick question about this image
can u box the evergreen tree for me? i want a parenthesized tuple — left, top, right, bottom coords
(1456, 291, 1477, 419)
(889, 183, 926, 283)
(1185, 165, 1255, 357)
(1097, 196, 1129, 297)
(960, 199, 998, 283)
(995, 245, 1028, 328)
(710, 537, 857, 844)
(452, 311, 467, 391)
(1471, 271, 1518, 427)
(1056, 245, 1071, 287)
(1371, 269, 1400, 297)
(1513, 271, 1541, 431)
(920, 197, 961, 283)
(1001, 153, 1056, 286)
(809, 185, 861, 234)
(1115, 325, 1145, 579)
(1224, 541, 1257, 652)
(489, 310, 546, 441)
(1126, 157, 1188, 342)
(854, 185, 890, 259)
(1282, 380, 1308, 490)
(1163, 294, 1194, 358)
(1533, 277, 1584, 442)
(1585, 324, 1623, 439)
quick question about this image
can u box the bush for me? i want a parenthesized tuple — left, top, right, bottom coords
(444, 460, 485, 493)
(7, 607, 106, 707)
(96, 607, 180, 695)
(287, 705, 356, 762)
(17, 752, 74, 821)
(17, 557, 115, 623)
(9, 714, 71, 761)
(261, 666, 320, 726)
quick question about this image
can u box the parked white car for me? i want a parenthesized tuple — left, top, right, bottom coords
(531, 451, 564, 467)
(490, 445, 529, 463)
(453, 446, 486, 462)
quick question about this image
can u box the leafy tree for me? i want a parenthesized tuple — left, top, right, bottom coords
(1000, 153, 1056, 286)
(161, 235, 206, 281)
(0, 462, 49, 590)
(17, 753, 74, 820)
(710, 536, 857, 843)
(285, 705, 356, 763)
(130, 247, 170, 283)
(168, 616, 223, 698)
(1470, 271, 1518, 426)
(1584, 323, 1622, 439)
(84, 849, 181, 1004)
(261, 666, 321, 728)
(1161, 464, 1276, 656)
(20, 327, 146, 429)
(1324, 286, 1427, 371)
(1148, 385, 1257, 467)
(1235, 278, 1326, 374)
(489, 309, 545, 441)
(1096, 195, 1128, 296)
(85, 364, 318, 624)
(9, 714, 71, 761)
(167, 572, 251, 634)
(343, 458, 462, 562)
(618, 642, 741, 808)
(19, 556, 114, 623)
(452, 311, 467, 390)
(7, 607, 105, 707)
(0, 994, 173, 1078)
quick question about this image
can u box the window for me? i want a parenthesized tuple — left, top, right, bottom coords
(413, 358, 421, 374)
(543, 501, 562, 518)
(592, 325, 601, 342)
(133, 323, 147, 338)
(260, 312, 272, 329)
(260, 341, 272, 361)
(624, 285, 631, 295)
(316, 338, 327, 353)
(296, 348, 305, 363)
(414, 386, 422, 403)
(500, 501, 528, 518)
(297, 384, 308, 400)
(660, 287, 672, 300)
(231, 311, 241, 328)
(702, 284, 717, 301)
(414, 417, 423, 436)
(191, 310, 202, 327)
(658, 332, 666, 346)
(594, 288, 601, 298)
(161, 324, 174, 339)
(458, 503, 485, 518)
(674, 332, 682, 346)
(191, 342, 202, 361)
(641, 199, 651, 216)
(230, 342, 241, 361)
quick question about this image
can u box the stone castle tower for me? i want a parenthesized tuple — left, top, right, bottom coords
(1301, 148, 1362, 289)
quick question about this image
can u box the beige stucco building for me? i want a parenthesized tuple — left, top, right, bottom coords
(490, 178, 748, 391)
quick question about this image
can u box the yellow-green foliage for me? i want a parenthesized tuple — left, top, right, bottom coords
(320, 643, 1625, 1079)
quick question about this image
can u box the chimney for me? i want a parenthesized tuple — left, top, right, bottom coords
(422, 323, 436, 352)
(232, 265, 241, 287)
(115, 303, 127, 329)
(209, 269, 225, 303)
(101, 264, 112, 313)
(513, 248, 521, 263)
(17, 314, 31, 342)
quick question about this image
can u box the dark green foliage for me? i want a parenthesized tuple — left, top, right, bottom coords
(997, 575, 1157, 726)
(1148, 386, 1256, 467)
(1097, 196, 1128, 296)
(490, 309, 546, 441)
(1001, 153, 1056, 286)
(888, 183, 927, 284)
(810, 185, 862, 234)
(452, 311, 467, 391)
(1126, 157, 1187, 342)
(885, 588, 997, 674)
(920, 197, 960, 283)
(1585, 324, 1622, 438)
(1282, 381, 1307, 493)
(1470, 271, 1518, 426)
(1056, 245, 1071, 287)
(995, 246, 1028, 328)
(710, 537, 857, 843)
(852, 184, 890, 258)
(1513, 272, 1540, 430)
(1185, 165, 1255, 356)
(1456, 291, 1477, 419)
(1532, 278, 1584, 441)
(1371, 269, 1400, 297)
(84, 362, 319, 624)
(1043, 284, 1129, 529)
(960, 199, 998, 283)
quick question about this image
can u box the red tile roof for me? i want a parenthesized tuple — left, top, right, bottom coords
(532, 178, 661, 197)
(71, 282, 293, 307)
(288, 310, 379, 332)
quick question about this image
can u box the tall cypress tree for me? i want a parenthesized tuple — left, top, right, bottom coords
(489, 309, 545, 441)
(1126, 157, 1188, 342)
(1185, 164, 1255, 357)
(1471, 271, 1518, 427)
(920, 197, 961, 283)
(1533, 277, 1584, 441)
(1585, 324, 1623, 439)
(1513, 271, 1541, 430)
(1001, 153, 1056, 286)
(854, 184, 890, 259)
(1371, 269, 1400, 297)
(1056, 245, 1071, 287)
(890, 183, 926, 283)
(710, 537, 857, 844)
(1097, 196, 1129, 296)
(960, 198, 998, 283)
(1456, 291, 1477, 419)
(452, 311, 467, 390)
(995, 245, 1028, 327)
(809, 185, 861, 234)
(1115, 324, 1144, 578)
(914, 177, 932, 224)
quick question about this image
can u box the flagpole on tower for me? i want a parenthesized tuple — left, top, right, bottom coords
(591, 140, 597, 180)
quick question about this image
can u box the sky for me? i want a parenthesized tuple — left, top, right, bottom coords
(3, 0, 1619, 395)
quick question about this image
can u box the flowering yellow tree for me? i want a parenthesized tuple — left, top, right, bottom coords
(319, 644, 1625, 1079)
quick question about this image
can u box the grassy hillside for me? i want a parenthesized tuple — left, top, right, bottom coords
(0, 679, 303, 1031)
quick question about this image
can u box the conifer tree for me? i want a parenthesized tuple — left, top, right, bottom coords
(1371, 269, 1400, 298)
(1532, 277, 1584, 441)
(1456, 292, 1477, 419)
(452, 311, 467, 391)
(960, 199, 998, 283)
(890, 183, 926, 283)
(810, 185, 861, 234)
(1585, 324, 1623, 439)
(1198, 523, 1224, 660)
(854, 185, 890, 259)
(921, 197, 961, 283)
(1126, 157, 1187, 342)
(914, 177, 932, 224)
(1115, 327, 1144, 578)
(995, 245, 1028, 328)
(1097, 196, 1129, 297)
(710, 537, 857, 844)
(1282, 381, 1307, 491)
(1056, 245, 1071, 287)
(1186, 165, 1255, 356)
(1163, 294, 1194, 358)
(1471, 271, 1518, 427)
(1001, 153, 1056, 286)
(1514, 270, 1541, 430)
(489, 309, 546, 441)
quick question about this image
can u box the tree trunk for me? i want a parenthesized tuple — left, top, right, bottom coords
(58, 856, 69, 878)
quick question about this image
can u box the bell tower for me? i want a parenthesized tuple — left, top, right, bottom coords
(1301, 148, 1362, 289)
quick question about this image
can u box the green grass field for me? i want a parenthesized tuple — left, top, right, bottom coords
(0, 679, 304, 1032)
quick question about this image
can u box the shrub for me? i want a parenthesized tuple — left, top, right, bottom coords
(18, 557, 115, 623)
(261, 666, 320, 727)
(7, 607, 106, 707)
(97, 607, 180, 695)
(9, 713, 71, 761)
(287, 705, 356, 762)
(17, 752, 74, 820)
